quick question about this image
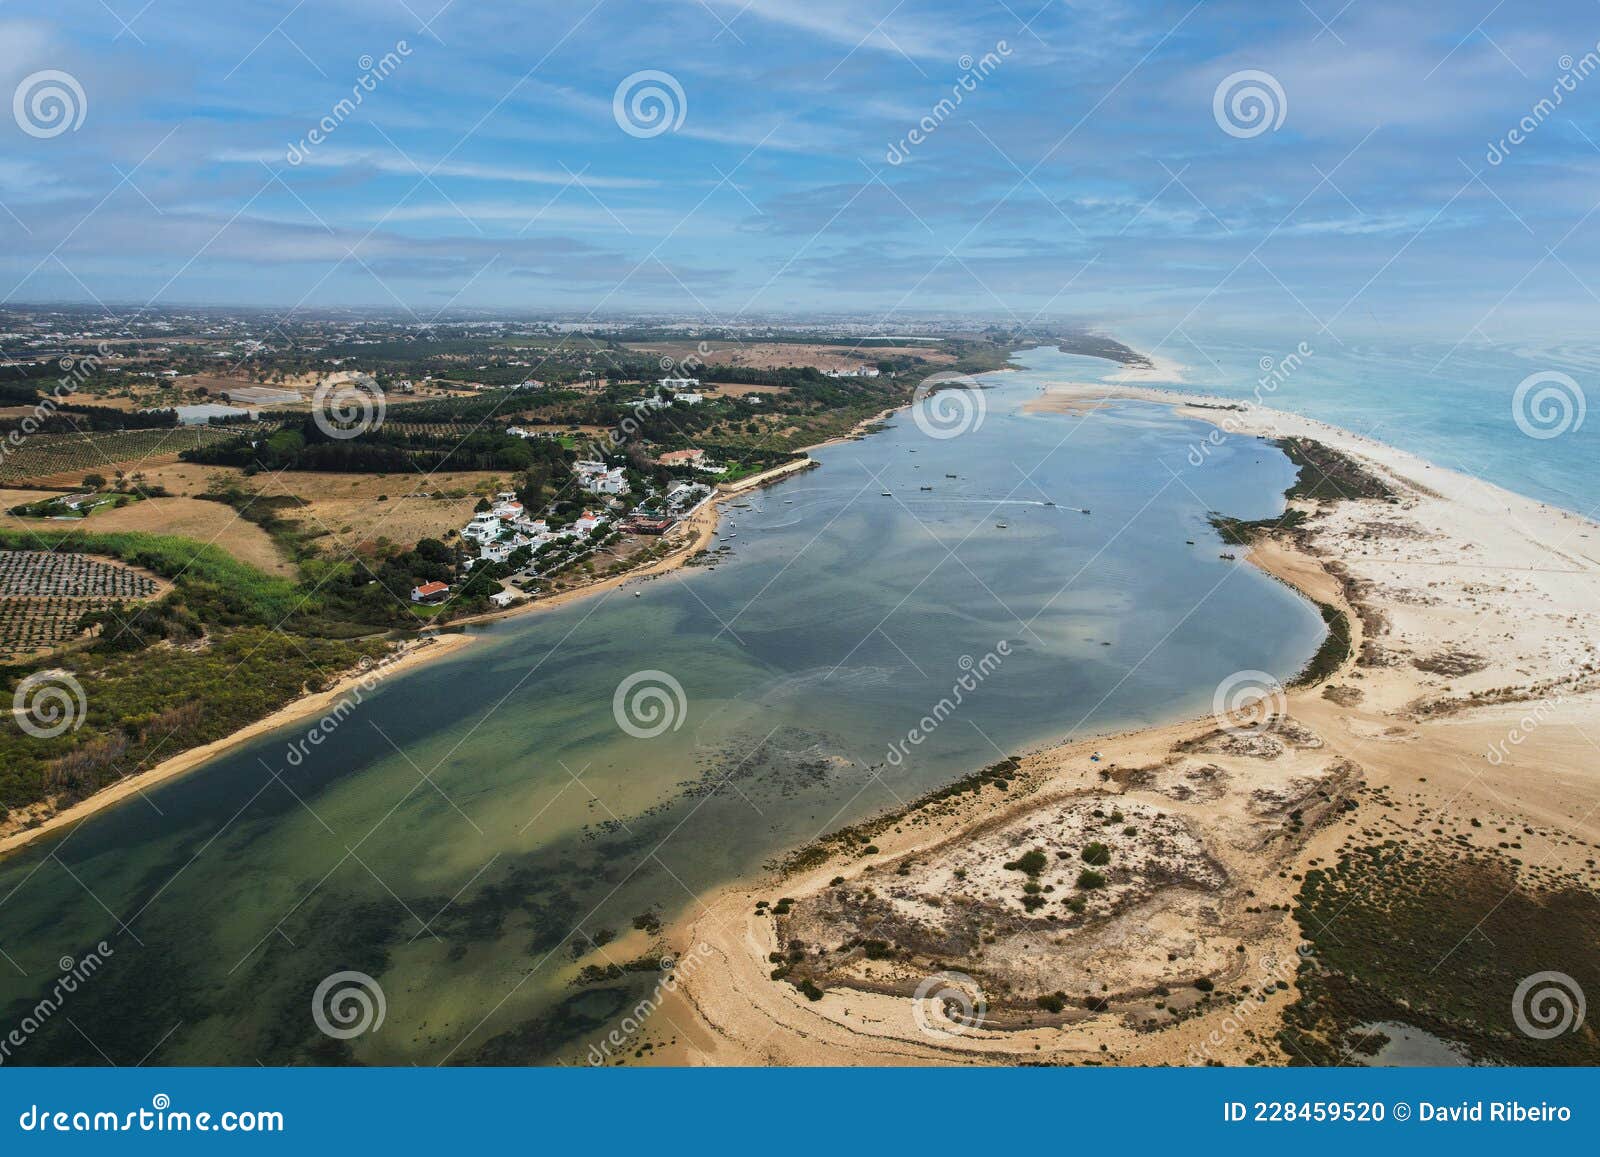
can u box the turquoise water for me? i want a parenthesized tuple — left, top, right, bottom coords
(0, 355, 1325, 1064)
(1117, 327, 1597, 515)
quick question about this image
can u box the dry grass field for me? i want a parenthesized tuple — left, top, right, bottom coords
(128, 462, 512, 556)
(0, 489, 293, 577)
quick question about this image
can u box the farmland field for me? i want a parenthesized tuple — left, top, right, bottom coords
(0, 425, 255, 485)
(0, 549, 164, 661)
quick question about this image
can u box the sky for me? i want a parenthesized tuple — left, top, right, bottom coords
(5, 0, 1600, 345)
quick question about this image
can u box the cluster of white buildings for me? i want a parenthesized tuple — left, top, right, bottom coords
(459, 492, 605, 568)
(824, 366, 880, 378)
(575, 458, 629, 495)
(656, 377, 704, 404)
(656, 447, 726, 475)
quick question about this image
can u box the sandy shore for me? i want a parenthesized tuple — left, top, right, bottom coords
(0, 454, 823, 859)
(0, 631, 474, 858)
(649, 382, 1600, 1066)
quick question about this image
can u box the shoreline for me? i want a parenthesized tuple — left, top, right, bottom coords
(0, 450, 836, 859)
(648, 380, 1600, 1066)
(0, 631, 474, 858)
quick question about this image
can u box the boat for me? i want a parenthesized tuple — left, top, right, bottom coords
(1043, 500, 1055, 506)
(996, 522, 1008, 529)
(920, 485, 933, 491)
(945, 473, 957, 478)
(881, 491, 892, 497)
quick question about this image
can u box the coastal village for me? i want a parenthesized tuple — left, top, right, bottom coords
(413, 376, 724, 611)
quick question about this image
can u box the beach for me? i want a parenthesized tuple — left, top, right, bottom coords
(650, 381, 1600, 1065)
(0, 454, 819, 860)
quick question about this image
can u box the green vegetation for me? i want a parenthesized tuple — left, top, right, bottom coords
(0, 628, 386, 813)
(1290, 600, 1352, 687)
(0, 527, 301, 626)
(1005, 848, 1049, 876)
(1209, 507, 1308, 545)
(1278, 437, 1395, 502)
(1075, 869, 1107, 890)
(1283, 841, 1600, 1065)
(1081, 841, 1111, 866)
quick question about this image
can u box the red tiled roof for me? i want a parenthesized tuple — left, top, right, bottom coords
(413, 581, 449, 597)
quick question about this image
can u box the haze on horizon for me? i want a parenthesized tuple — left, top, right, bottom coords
(5, 0, 1600, 346)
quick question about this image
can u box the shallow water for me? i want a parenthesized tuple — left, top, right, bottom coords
(0, 352, 1326, 1064)
(1115, 327, 1598, 515)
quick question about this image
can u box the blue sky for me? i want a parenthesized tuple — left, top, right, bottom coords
(5, 0, 1600, 342)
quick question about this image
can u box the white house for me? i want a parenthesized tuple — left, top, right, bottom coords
(462, 512, 501, 544)
(574, 510, 604, 534)
(657, 376, 699, 390)
(579, 467, 629, 495)
(411, 580, 450, 603)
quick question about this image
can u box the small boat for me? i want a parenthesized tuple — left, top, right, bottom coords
(945, 473, 957, 478)
(881, 491, 892, 497)
(1043, 500, 1055, 506)
(1219, 552, 1235, 560)
(1082, 509, 1091, 515)
(996, 522, 1008, 529)
(920, 485, 933, 491)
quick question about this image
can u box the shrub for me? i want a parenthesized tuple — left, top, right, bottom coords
(1004, 849, 1049, 876)
(1081, 842, 1111, 866)
(1035, 992, 1066, 1013)
(1075, 869, 1107, 890)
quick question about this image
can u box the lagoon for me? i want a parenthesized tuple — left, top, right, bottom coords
(0, 348, 1325, 1064)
